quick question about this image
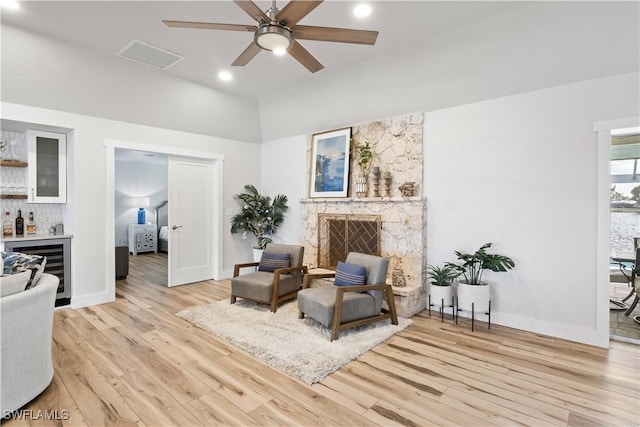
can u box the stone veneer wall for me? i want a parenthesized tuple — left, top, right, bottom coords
(301, 112, 426, 293)
(350, 112, 423, 198)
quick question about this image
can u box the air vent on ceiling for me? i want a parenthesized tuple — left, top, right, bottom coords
(117, 39, 184, 70)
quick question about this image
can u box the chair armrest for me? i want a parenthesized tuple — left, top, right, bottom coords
(301, 272, 336, 289)
(335, 283, 390, 293)
(233, 262, 260, 277)
(273, 265, 309, 284)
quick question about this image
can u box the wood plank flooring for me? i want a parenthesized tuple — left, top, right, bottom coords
(5, 253, 639, 426)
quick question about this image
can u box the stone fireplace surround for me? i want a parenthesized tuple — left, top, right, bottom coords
(300, 197, 427, 317)
(299, 113, 427, 317)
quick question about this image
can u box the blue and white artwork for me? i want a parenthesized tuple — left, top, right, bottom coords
(310, 128, 351, 197)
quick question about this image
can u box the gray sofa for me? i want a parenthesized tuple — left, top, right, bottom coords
(1, 273, 58, 415)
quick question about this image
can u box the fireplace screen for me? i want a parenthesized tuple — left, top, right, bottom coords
(318, 214, 381, 269)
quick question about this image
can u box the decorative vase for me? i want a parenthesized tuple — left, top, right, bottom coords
(354, 170, 368, 197)
(457, 281, 491, 312)
(252, 248, 264, 262)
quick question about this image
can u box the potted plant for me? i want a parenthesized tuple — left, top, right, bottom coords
(353, 139, 373, 197)
(446, 243, 515, 313)
(425, 264, 459, 307)
(230, 184, 288, 260)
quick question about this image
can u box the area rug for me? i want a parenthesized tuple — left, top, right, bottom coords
(176, 299, 412, 384)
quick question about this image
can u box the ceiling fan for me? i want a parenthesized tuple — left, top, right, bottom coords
(163, 0, 378, 73)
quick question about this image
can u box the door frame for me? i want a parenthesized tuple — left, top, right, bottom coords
(594, 116, 640, 347)
(104, 139, 224, 301)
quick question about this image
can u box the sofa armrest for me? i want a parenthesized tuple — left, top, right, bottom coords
(1, 273, 58, 414)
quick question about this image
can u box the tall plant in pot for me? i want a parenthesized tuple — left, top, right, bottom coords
(446, 243, 515, 313)
(230, 185, 288, 260)
(353, 139, 373, 197)
(426, 264, 459, 308)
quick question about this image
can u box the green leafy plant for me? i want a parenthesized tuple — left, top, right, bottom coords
(230, 184, 288, 250)
(445, 243, 515, 285)
(425, 264, 460, 286)
(355, 139, 374, 172)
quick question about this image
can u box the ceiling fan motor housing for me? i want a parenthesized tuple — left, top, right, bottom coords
(255, 24, 293, 51)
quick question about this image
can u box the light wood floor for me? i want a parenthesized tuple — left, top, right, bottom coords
(5, 253, 639, 426)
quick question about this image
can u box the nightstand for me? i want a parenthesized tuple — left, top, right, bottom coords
(128, 224, 157, 255)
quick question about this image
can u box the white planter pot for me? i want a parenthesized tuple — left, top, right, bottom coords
(252, 248, 264, 262)
(457, 281, 491, 313)
(429, 284, 455, 307)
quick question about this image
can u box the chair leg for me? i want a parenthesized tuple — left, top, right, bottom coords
(384, 286, 399, 325)
(230, 295, 236, 304)
(331, 289, 346, 341)
(624, 295, 639, 316)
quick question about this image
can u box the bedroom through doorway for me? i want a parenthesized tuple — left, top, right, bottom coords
(114, 149, 169, 286)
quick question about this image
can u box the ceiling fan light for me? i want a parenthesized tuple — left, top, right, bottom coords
(273, 47, 287, 56)
(255, 25, 292, 52)
(353, 4, 372, 18)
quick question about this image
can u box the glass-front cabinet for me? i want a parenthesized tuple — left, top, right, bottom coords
(26, 130, 67, 203)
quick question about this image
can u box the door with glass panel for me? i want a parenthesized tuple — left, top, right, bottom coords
(26, 130, 67, 203)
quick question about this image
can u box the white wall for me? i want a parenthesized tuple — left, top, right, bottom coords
(259, 1, 639, 141)
(1, 25, 262, 143)
(1, 102, 261, 307)
(114, 159, 168, 245)
(262, 72, 640, 347)
(425, 73, 639, 347)
(260, 135, 308, 247)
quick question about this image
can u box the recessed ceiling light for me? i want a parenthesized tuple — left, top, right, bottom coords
(273, 47, 287, 56)
(353, 4, 371, 18)
(218, 71, 232, 81)
(1, 0, 20, 9)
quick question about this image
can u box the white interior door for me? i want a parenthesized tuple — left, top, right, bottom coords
(168, 157, 214, 286)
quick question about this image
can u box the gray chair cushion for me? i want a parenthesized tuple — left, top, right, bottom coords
(298, 287, 377, 327)
(231, 243, 304, 305)
(231, 271, 298, 303)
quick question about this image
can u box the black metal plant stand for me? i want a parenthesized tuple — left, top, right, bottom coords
(428, 295, 456, 322)
(455, 300, 491, 332)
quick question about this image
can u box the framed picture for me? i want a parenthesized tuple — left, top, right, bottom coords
(309, 127, 351, 198)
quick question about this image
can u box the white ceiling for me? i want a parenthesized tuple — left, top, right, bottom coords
(1, 1, 528, 100)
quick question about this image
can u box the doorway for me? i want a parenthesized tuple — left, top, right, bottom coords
(114, 149, 169, 284)
(105, 140, 223, 302)
(609, 128, 640, 341)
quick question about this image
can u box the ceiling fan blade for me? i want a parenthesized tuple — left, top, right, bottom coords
(231, 42, 262, 66)
(233, 0, 269, 23)
(276, 1, 323, 26)
(163, 20, 257, 32)
(288, 40, 324, 73)
(293, 25, 378, 45)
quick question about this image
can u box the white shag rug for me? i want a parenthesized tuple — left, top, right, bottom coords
(176, 299, 412, 384)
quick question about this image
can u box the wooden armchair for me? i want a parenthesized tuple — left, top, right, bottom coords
(231, 244, 307, 313)
(297, 252, 398, 341)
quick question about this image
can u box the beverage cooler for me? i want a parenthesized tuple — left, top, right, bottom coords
(3, 237, 71, 307)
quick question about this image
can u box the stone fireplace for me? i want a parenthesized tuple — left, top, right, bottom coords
(300, 113, 427, 317)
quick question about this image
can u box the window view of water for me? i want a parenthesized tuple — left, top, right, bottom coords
(611, 211, 640, 252)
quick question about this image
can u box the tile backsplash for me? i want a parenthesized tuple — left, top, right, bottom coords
(0, 130, 27, 162)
